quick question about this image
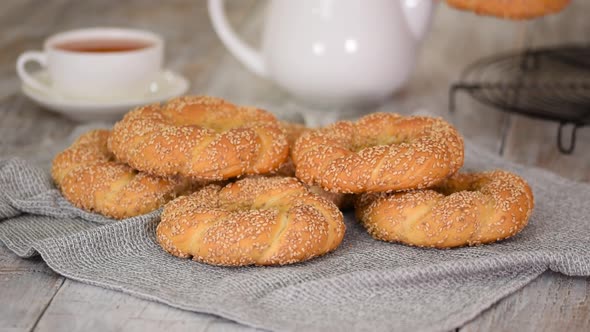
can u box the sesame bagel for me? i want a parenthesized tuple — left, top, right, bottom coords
(292, 113, 464, 194)
(156, 176, 346, 266)
(271, 122, 311, 177)
(355, 170, 534, 248)
(446, 0, 570, 19)
(108, 96, 289, 180)
(272, 121, 352, 209)
(52, 130, 193, 219)
(282, 121, 310, 147)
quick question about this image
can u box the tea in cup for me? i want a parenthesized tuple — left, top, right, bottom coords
(16, 27, 164, 99)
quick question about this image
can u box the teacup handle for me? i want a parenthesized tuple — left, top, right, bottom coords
(17, 51, 53, 94)
(16, 51, 51, 93)
(208, 0, 268, 77)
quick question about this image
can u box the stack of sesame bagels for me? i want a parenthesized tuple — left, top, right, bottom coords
(52, 95, 534, 266)
(292, 112, 533, 249)
(52, 129, 196, 219)
(52, 96, 344, 266)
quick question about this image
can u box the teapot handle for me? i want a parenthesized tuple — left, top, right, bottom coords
(208, 0, 268, 77)
(401, 0, 436, 42)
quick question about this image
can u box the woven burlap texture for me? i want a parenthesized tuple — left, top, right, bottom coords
(1, 140, 589, 332)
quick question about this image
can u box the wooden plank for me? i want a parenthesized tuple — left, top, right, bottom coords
(0, 0, 70, 100)
(468, 110, 590, 332)
(0, 94, 77, 169)
(33, 279, 259, 332)
(395, 5, 525, 152)
(0, 1, 263, 331)
(494, 0, 590, 181)
(460, 272, 590, 332)
(0, 1, 588, 332)
(0, 245, 64, 332)
(0, 0, 259, 163)
(502, 115, 590, 182)
(463, 2, 590, 329)
(0, 243, 54, 276)
(0, 0, 81, 163)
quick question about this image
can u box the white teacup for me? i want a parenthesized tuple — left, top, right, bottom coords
(16, 27, 163, 100)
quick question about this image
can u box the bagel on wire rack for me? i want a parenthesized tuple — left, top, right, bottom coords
(355, 170, 534, 248)
(52, 130, 194, 219)
(292, 112, 464, 194)
(156, 176, 346, 266)
(108, 96, 289, 180)
(446, 0, 571, 19)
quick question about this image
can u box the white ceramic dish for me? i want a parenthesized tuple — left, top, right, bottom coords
(209, 0, 434, 107)
(21, 69, 189, 122)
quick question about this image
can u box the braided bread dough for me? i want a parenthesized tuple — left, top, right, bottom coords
(273, 122, 352, 209)
(292, 113, 464, 194)
(270, 122, 310, 177)
(108, 96, 289, 180)
(157, 176, 345, 266)
(355, 170, 534, 248)
(52, 130, 193, 219)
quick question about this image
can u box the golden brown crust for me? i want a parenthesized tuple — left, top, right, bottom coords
(307, 185, 354, 211)
(108, 96, 289, 180)
(268, 122, 352, 209)
(156, 176, 346, 266)
(270, 122, 309, 177)
(51, 130, 195, 219)
(281, 121, 310, 147)
(292, 113, 464, 194)
(446, 0, 570, 19)
(355, 170, 534, 248)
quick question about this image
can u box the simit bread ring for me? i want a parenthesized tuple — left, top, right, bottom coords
(272, 122, 352, 209)
(108, 96, 289, 180)
(446, 0, 570, 19)
(52, 130, 194, 219)
(292, 113, 464, 194)
(271, 121, 310, 177)
(156, 176, 346, 266)
(282, 121, 310, 147)
(355, 170, 534, 248)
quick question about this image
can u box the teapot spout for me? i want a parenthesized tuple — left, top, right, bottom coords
(401, 0, 436, 42)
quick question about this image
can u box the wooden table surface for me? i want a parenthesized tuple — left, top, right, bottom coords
(1, 1, 589, 331)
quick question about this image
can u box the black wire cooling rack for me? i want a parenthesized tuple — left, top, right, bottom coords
(449, 44, 590, 154)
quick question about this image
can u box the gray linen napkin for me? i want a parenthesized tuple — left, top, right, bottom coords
(0, 141, 589, 332)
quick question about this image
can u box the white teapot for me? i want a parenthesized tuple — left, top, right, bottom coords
(208, 0, 434, 107)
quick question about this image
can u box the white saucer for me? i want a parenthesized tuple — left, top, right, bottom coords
(21, 70, 189, 122)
